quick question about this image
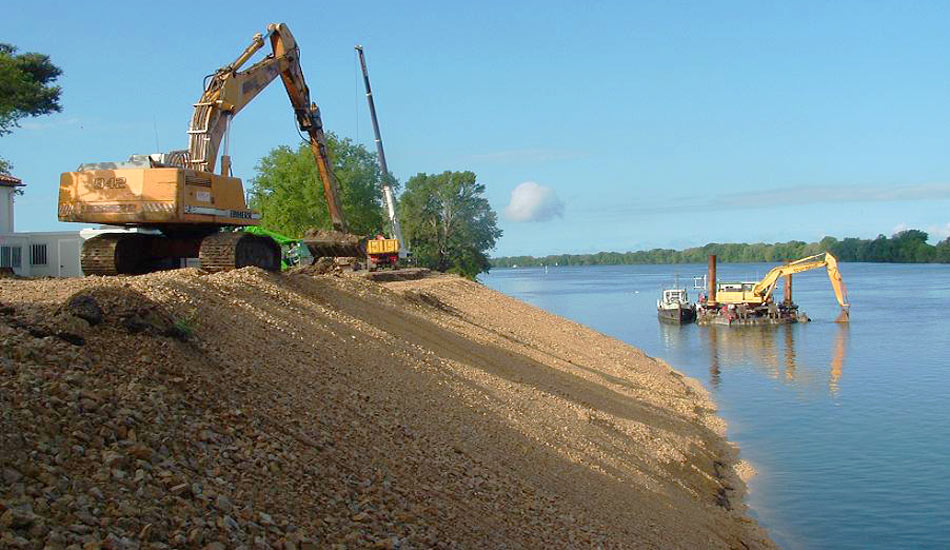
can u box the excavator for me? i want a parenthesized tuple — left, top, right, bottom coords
(58, 23, 361, 275)
(714, 252, 850, 322)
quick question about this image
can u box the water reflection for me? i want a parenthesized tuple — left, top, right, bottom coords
(829, 324, 849, 395)
(659, 323, 850, 395)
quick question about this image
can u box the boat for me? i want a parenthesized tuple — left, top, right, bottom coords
(657, 288, 696, 324)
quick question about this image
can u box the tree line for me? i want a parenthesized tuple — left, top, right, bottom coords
(491, 229, 950, 267)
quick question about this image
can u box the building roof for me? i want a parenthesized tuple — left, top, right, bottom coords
(0, 174, 24, 187)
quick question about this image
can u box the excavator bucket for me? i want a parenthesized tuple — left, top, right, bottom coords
(301, 229, 365, 260)
(835, 308, 851, 323)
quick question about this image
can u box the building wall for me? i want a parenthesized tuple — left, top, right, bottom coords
(0, 232, 83, 277)
(0, 187, 14, 234)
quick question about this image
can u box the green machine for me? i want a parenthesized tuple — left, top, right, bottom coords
(240, 226, 310, 270)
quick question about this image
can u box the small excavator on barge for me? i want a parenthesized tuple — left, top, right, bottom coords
(697, 252, 850, 325)
(58, 23, 359, 275)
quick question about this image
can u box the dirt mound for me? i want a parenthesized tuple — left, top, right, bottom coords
(0, 268, 774, 549)
(361, 267, 431, 282)
(61, 286, 187, 339)
(301, 228, 361, 243)
(288, 257, 337, 276)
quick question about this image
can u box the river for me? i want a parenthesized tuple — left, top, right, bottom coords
(482, 262, 950, 549)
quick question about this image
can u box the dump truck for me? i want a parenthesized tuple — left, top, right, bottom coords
(365, 235, 400, 270)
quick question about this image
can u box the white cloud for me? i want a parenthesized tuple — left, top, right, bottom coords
(504, 181, 564, 222)
(927, 223, 950, 241)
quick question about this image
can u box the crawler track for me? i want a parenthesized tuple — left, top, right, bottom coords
(80, 233, 151, 276)
(80, 231, 280, 276)
(199, 232, 281, 273)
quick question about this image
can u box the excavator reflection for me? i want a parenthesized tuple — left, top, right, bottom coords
(707, 325, 848, 395)
(658, 323, 849, 394)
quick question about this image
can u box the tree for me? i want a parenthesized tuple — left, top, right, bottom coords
(0, 43, 63, 173)
(249, 134, 389, 238)
(399, 171, 502, 279)
(935, 238, 950, 263)
(891, 229, 931, 263)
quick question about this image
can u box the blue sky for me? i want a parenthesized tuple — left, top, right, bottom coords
(4, 1, 950, 256)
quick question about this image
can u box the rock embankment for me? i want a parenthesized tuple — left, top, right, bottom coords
(0, 268, 774, 549)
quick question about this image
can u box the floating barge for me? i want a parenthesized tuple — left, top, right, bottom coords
(696, 302, 808, 326)
(695, 254, 810, 327)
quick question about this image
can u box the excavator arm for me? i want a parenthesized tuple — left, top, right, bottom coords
(184, 23, 348, 232)
(269, 24, 348, 233)
(753, 252, 850, 310)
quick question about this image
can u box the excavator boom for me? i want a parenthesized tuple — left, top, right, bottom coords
(751, 252, 849, 309)
(714, 251, 850, 322)
(185, 24, 349, 238)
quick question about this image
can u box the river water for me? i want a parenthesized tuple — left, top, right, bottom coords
(482, 263, 950, 549)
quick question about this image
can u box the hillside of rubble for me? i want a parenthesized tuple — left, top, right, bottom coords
(0, 268, 774, 549)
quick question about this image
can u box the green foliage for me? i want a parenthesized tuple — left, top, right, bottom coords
(0, 43, 63, 172)
(172, 308, 199, 340)
(249, 134, 390, 237)
(492, 229, 950, 267)
(399, 171, 502, 279)
(935, 238, 950, 263)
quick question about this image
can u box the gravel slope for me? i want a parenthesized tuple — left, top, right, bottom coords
(0, 268, 774, 549)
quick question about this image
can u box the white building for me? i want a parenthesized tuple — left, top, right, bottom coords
(0, 174, 84, 277)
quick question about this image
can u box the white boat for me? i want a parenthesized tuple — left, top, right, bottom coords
(657, 288, 696, 324)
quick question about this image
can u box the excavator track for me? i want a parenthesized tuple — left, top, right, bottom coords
(199, 232, 281, 273)
(81, 233, 152, 276)
(81, 231, 280, 276)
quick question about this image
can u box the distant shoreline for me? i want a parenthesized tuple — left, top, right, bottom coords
(492, 229, 950, 268)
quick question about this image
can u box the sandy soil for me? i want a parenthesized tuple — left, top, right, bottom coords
(0, 268, 774, 549)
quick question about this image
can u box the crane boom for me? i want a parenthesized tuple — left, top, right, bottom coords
(355, 45, 406, 257)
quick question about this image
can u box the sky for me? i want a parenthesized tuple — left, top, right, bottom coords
(4, 1, 950, 256)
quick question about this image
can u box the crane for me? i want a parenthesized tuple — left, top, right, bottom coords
(355, 44, 406, 268)
(58, 23, 359, 275)
(714, 252, 850, 322)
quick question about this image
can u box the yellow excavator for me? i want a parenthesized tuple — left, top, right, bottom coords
(715, 252, 850, 322)
(58, 23, 360, 275)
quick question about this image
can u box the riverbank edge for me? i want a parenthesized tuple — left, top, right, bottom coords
(383, 273, 775, 547)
